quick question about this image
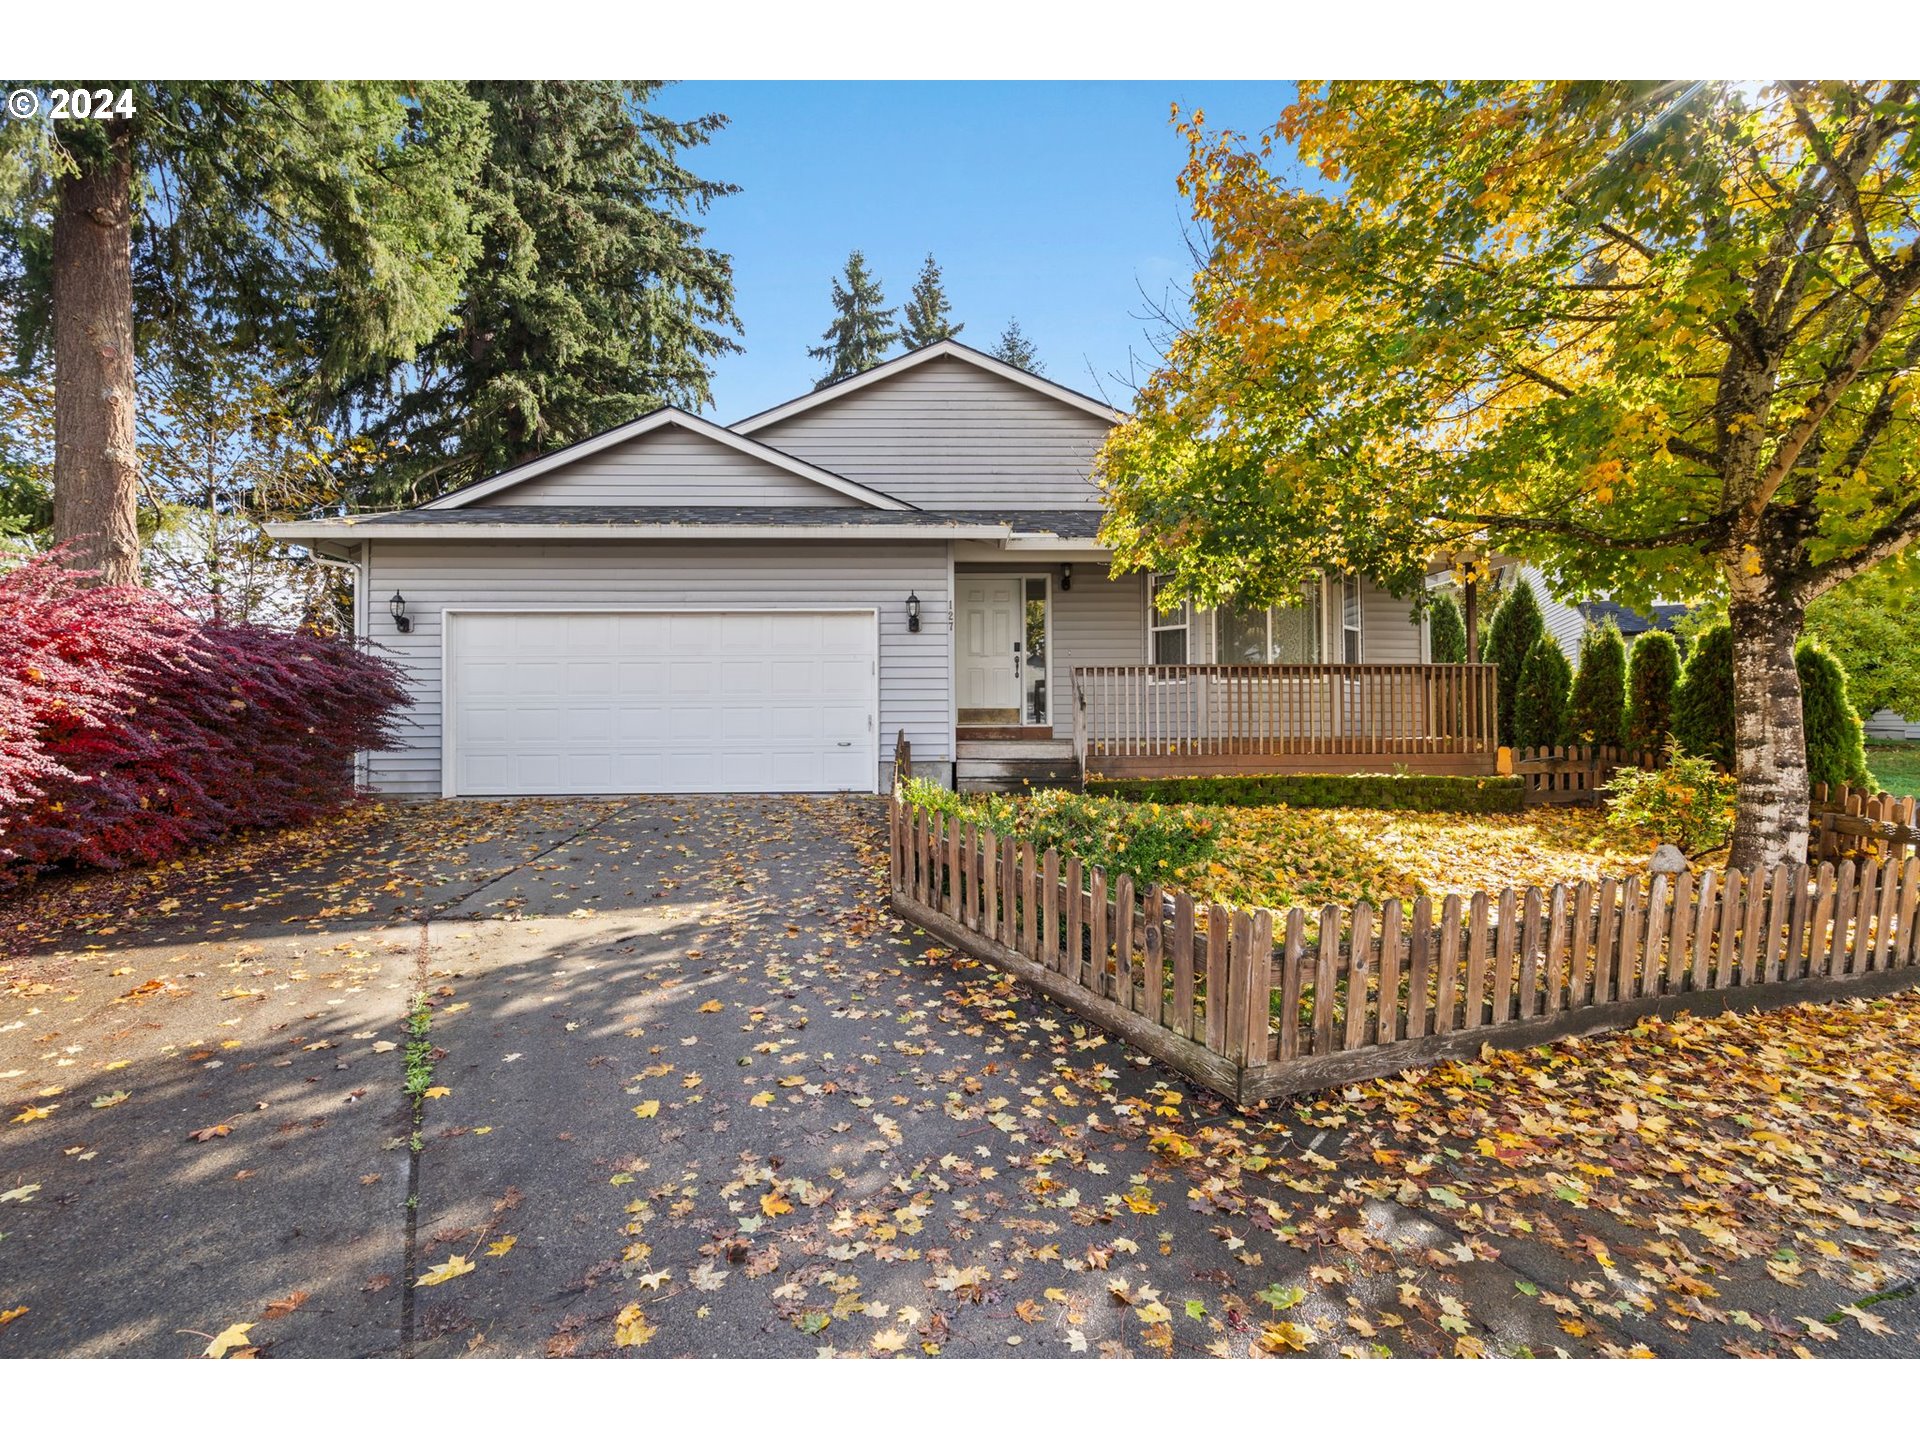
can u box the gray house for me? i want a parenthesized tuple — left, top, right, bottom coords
(271, 341, 1473, 797)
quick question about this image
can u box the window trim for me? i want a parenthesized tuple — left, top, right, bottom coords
(1146, 573, 1191, 666)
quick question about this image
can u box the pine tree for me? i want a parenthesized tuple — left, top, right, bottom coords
(1567, 623, 1627, 747)
(900, 253, 962, 348)
(991, 318, 1044, 375)
(339, 82, 741, 504)
(1483, 576, 1544, 747)
(809, 251, 898, 389)
(1796, 639, 1872, 789)
(1427, 593, 1467, 663)
(1514, 635, 1574, 749)
(1625, 630, 1682, 754)
(1673, 623, 1737, 770)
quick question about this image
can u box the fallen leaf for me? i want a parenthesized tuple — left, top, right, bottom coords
(416, 1254, 476, 1288)
(261, 1290, 310, 1320)
(203, 1322, 254, 1357)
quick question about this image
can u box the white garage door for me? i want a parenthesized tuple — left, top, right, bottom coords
(447, 610, 877, 795)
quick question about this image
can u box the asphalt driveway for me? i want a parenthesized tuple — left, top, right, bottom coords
(3, 795, 1917, 1358)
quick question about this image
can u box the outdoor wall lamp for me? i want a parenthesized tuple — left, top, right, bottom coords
(1060, 563, 1073, 591)
(389, 592, 413, 634)
(906, 591, 921, 633)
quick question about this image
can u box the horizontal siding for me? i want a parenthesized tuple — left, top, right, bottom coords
(488, 426, 856, 507)
(1866, 708, 1920, 741)
(1518, 565, 1586, 662)
(364, 540, 952, 795)
(958, 563, 1146, 738)
(1358, 578, 1424, 664)
(751, 354, 1113, 510)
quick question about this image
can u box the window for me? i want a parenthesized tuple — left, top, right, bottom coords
(1022, 577, 1049, 724)
(1214, 585, 1323, 663)
(1147, 574, 1189, 664)
(1339, 575, 1363, 663)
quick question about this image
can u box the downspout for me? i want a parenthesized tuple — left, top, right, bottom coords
(306, 545, 369, 790)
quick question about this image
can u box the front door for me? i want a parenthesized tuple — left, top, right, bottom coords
(956, 577, 1024, 723)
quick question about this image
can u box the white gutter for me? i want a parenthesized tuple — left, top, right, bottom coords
(265, 521, 1014, 542)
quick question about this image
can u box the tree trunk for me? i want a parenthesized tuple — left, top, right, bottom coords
(1725, 579, 1809, 872)
(50, 122, 140, 587)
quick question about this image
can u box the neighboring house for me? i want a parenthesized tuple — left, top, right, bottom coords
(270, 341, 1444, 797)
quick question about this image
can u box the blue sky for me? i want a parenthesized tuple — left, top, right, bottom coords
(668, 81, 1307, 421)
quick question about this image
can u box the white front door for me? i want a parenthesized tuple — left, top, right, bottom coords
(956, 578, 1023, 718)
(447, 610, 876, 795)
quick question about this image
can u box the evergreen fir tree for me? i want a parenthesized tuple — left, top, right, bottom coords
(1427, 593, 1467, 664)
(332, 82, 741, 505)
(1672, 623, 1737, 770)
(1796, 639, 1873, 789)
(1514, 636, 1574, 749)
(991, 318, 1044, 375)
(809, 251, 898, 389)
(1483, 576, 1544, 747)
(1624, 630, 1682, 754)
(1567, 622, 1627, 747)
(900, 253, 963, 348)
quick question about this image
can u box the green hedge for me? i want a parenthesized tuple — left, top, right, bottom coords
(1086, 772, 1525, 814)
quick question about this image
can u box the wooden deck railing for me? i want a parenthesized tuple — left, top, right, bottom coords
(1072, 663, 1499, 779)
(888, 797, 1920, 1106)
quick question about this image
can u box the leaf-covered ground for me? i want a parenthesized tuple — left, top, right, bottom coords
(1193, 805, 1646, 911)
(3, 796, 1918, 1358)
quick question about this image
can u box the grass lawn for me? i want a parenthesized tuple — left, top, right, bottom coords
(1868, 740, 1920, 799)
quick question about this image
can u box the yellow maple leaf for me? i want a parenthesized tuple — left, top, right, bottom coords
(203, 1322, 254, 1357)
(871, 1329, 907, 1353)
(614, 1303, 656, 1347)
(422, 1086, 450, 1100)
(749, 1091, 774, 1107)
(415, 1254, 476, 1287)
(0, 1306, 28, 1327)
(9, 1104, 55, 1125)
(486, 1236, 516, 1258)
(761, 1191, 793, 1217)
(632, 1100, 661, 1119)
(698, 999, 724, 1013)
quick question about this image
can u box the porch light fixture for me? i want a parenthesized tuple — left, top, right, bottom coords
(906, 591, 921, 634)
(389, 592, 413, 634)
(1060, 563, 1073, 591)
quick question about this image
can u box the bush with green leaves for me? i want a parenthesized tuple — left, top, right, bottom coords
(1483, 576, 1544, 746)
(1624, 630, 1681, 753)
(1603, 748, 1738, 855)
(1513, 635, 1573, 749)
(1672, 622, 1736, 770)
(1796, 638, 1873, 789)
(1567, 623, 1626, 747)
(1090, 772, 1523, 813)
(897, 776, 1218, 886)
(1427, 592, 1468, 664)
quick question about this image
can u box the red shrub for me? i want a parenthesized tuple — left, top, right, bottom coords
(0, 554, 409, 882)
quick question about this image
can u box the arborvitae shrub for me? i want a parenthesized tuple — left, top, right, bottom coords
(1672, 622, 1736, 770)
(1568, 622, 1627, 747)
(1428, 592, 1467, 664)
(1624, 630, 1682, 753)
(1, 555, 409, 882)
(1796, 638, 1873, 789)
(1484, 576, 1544, 746)
(1513, 635, 1574, 749)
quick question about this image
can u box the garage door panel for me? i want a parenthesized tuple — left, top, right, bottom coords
(450, 610, 876, 796)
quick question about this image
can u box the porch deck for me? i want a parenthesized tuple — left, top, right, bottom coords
(1070, 663, 1501, 779)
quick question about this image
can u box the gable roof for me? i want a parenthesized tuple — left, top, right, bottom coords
(730, 339, 1126, 434)
(423, 406, 913, 511)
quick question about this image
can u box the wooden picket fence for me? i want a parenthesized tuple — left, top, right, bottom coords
(888, 797, 1920, 1105)
(1812, 783, 1920, 863)
(1513, 744, 1662, 806)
